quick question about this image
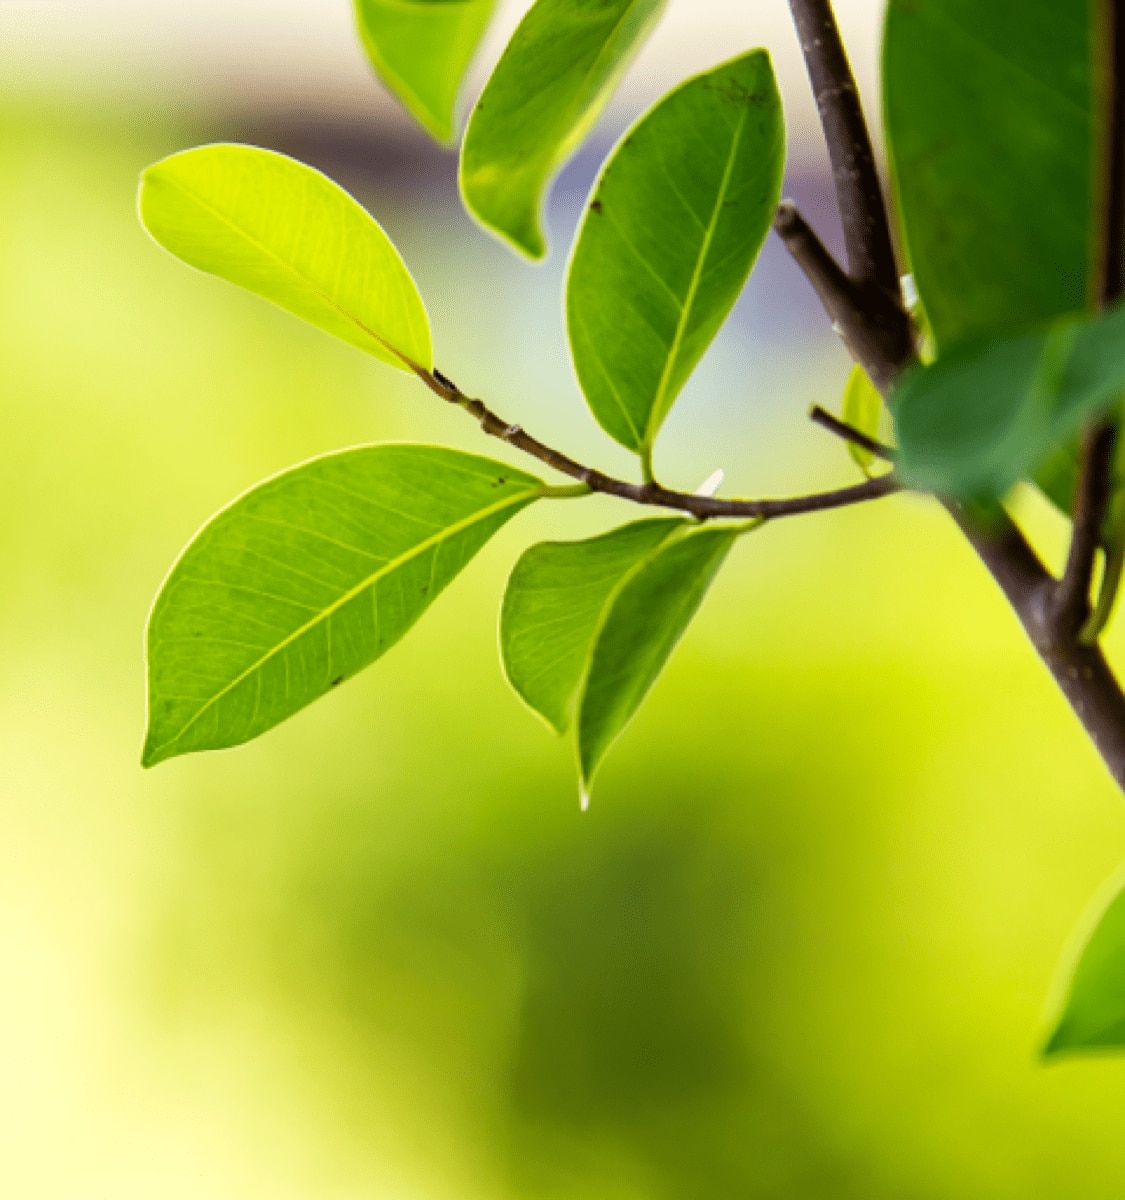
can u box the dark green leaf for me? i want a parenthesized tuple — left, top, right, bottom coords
(501, 518, 683, 733)
(578, 525, 738, 801)
(566, 50, 784, 461)
(139, 144, 432, 373)
(884, 0, 1100, 350)
(459, 0, 668, 259)
(355, 0, 499, 143)
(895, 306, 1125, 498)
(144, 446, 543, 766)
(1045, 872, 1125, 1056)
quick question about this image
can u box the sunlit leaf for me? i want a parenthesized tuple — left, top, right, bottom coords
(841, 365, 883, 476)
(139, 143, 432, 373)
(459, 0, 668, 259)
(144, 446, 543, 766)
(355, 0, 498, 143)
(884, 0, 1100, 350)
(578, 525, 739, 799)
(501, 518, 683, 733)
(896, 306, 1125, 498)
(1045, 871, 1125, 1056)
(566, 50, 784, 462)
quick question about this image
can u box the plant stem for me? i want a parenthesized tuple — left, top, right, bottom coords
(809, 404, 896, 462)
(781, 0, 1125, 790)
(1055, 0, 1125, 638)
(787, 0, 901, 295)
(417, 365, 900, 522)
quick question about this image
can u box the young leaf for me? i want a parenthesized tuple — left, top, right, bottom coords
(566, 50, 784, 462)
(895, 306, 1125, 499)
(459, 0, 668, 259)
(144, 446, 543, 767)
(139, 144, 432, 373)
(1044, 871, 1125, 1056)
(578, 525, 738, 798)
(501, 518, 684, 733)
(884, 0, 1098, 350)
(355, 0, 498, 144)
(840, 365, 883, 476)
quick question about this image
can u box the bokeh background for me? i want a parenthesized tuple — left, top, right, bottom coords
(3, 1, 1125, 1196)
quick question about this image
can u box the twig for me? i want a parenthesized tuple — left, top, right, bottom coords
(809, 404, 895, 461)
(1054, 0, 1125, 638)
(417, 367, 901, 521)
(1055, 422, 1118, 634)
(772, 202, 913, 394)
(787, 0, 901, 297)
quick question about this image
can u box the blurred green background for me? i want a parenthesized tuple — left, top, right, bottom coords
(4, 2, 1125, 1196)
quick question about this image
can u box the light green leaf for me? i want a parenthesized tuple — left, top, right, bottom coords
(355, 0, 499, 143)
(840, 365, 883, 476)
(459, 0, 668, 259)
(1044, 869, 1125, 1056)
(884, 0, 1100, 351)
(139, 143, 432, 373)
(566, 50, 784, 461)
(896, 305, 1125, 499)
(501, 518, 683, 733)
(578, 525, 738, 799)
(144, 446, 543, 766)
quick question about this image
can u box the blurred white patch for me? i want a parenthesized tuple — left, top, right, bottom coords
(695, 469, 725, 498)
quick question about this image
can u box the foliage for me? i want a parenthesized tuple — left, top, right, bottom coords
(137, 0, 1125, 1056)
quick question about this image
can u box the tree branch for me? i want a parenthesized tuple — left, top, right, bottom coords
(781, 0, 1125, 791)
(787, 0, 901, 296)
(419, 368, 900, 521)
(1053, 0, 1125, 639)
(773, 202, 914, 395)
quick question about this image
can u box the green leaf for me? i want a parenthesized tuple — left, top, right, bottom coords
(139, 143, 432, 373)
(884, 0, 1101, 350)
(895, 306, 1125, 499)
(578, 525, 738, 800)
(566, 50, 784, 461)
(355, 0, 499, 143)
(144, 446, 543, 766)
(501, 518, 683, 733)
(1044, 870, 1125, 1056)
(840, 366, 883, 476)
(459, 0, 668, 259)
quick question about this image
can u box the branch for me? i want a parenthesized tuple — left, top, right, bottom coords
(773, 203, 914, 397)
(420, 368, 900, 521)
(787, 0, 900, 296)
(783, 0, 1125, 790)
(809, 403, 896, 461)
(1051, 0, 1125, 637)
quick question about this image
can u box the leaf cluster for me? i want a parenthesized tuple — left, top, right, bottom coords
(137, 0, 1125, 1056)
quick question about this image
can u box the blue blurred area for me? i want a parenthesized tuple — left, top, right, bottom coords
(2, 92, 1125, 1198)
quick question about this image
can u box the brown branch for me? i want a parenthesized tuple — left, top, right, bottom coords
(772, 203, 914, 397)
(1055, 422, 1118, 635)
(781, 0, 1125, 791)
(419, 368, 900, 521)
(787, 0, 901, 296)
(809, 404, 896, 461)
(1053, 0, 1125, 639)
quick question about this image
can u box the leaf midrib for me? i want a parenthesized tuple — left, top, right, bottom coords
(155, 171, 428, 373)
(148, 485, 540, 760)
(642, 106, 750, 451)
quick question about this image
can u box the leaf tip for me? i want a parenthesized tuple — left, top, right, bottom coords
(579, 781, 591, 813)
